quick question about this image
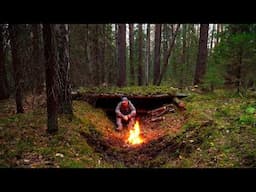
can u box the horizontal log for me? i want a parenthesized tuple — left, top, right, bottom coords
(72, 92, 187, 100)
(72, 92, 187, 113)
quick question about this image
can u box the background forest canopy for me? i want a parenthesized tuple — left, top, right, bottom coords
(1, 24, 256, 103)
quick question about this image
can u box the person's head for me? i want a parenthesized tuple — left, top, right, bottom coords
(121, 97, 129, 107)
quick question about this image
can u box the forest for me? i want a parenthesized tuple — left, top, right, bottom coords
(0, 24, 256, 168)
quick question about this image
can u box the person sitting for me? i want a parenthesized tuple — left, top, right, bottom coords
(115, 96, 136, 131)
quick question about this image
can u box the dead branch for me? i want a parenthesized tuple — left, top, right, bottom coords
(149, 116, 165, 122)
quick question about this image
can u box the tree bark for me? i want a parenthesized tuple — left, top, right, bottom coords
(194, 24, 209, 85)
(100, 25, 106, 84)
(209, 24, 215, 54)
(117, 24, 126, 87)
(32, 24, 44, 93)
(0, 24, 9, 100)
(138, 24, 143, 86)
(216, 24, 221, 44)
(91, 25, 100, 86)
(55, 24, 73, 115)
(179, 24, 187, 87)
(153, 24, 161, 85)
(145, 24, 150, 86)
(9, 24, 24, 113)
(129, 24, 135, 85)
(42, 24, 58, 133)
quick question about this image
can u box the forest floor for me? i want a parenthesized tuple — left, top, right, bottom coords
(1, 89, 256, 168)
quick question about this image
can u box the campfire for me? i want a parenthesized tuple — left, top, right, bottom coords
(127, 120, 144, 145)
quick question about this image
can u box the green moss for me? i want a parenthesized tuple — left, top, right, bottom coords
(78, 85, 178, 96)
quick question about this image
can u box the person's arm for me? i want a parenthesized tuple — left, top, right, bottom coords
(115, 102, 124, 118)
(128, 101, 136, 118)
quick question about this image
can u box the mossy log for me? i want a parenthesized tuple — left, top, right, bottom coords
(72, 91, 187, 116)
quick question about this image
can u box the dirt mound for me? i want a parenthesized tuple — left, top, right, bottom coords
(80, 110, 189, 167)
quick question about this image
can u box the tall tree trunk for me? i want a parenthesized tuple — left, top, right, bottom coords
(117, 24, 126, 87)
(42, 24, 58, 133)
(157, 24, 180, 86)
(179, 24, 187, 87)
(55, 24, 73, 115)
(129, 24, 135, 85)
(163, 24, 168, 59)
(32, 24, 44, 93)
(185, 24, 192, 86)
(9, 24, 24, 113)
(105, 24, 115, 85)
(91, 25, 100, 86)
(100, 25, 105, 84)
(84, 24, 92, 85)
(216, 24, 221, 44)
(194, 24, 209, 85)
(145, 24, 150, 86)
(153, 24, 161, 85)
(115, 24, 119, 85)
(138, 24, 143, 86)
(209, 24, 215, 54)
(0, 24, 9, 100)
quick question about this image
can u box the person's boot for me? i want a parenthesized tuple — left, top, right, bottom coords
(116, 124, 123, 131)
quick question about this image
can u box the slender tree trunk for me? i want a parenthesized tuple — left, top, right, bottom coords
(145, 24, 150, 86)
(84, 24, 92, 85)
(0, 24, 9, 100)
(209, 24, 215, 54)
(163, 24, 168, 59)
(9, 24, 24, 113)
(117, 24, 126, 87)
(91, 25, 100, 86)
(101, 25, 105, 84)
(185, 24, 192, 86)
(129, 24, 135, 85)
(42, 24, 58, 133)
(115, 24, 119, 85)
(179, 24, 187, 87)
(216, 24, 221, 44)
(55, 24, 73, 115)
(157, 24, 180, 86)
(194, 24, 209, 85)
(138, 24, 143, 86)
(153, 24, 161, 85)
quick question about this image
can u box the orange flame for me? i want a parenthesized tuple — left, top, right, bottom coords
(127, 120, 143, 145)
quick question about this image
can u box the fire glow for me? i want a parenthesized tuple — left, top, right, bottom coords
(127, 120, 143, 145)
